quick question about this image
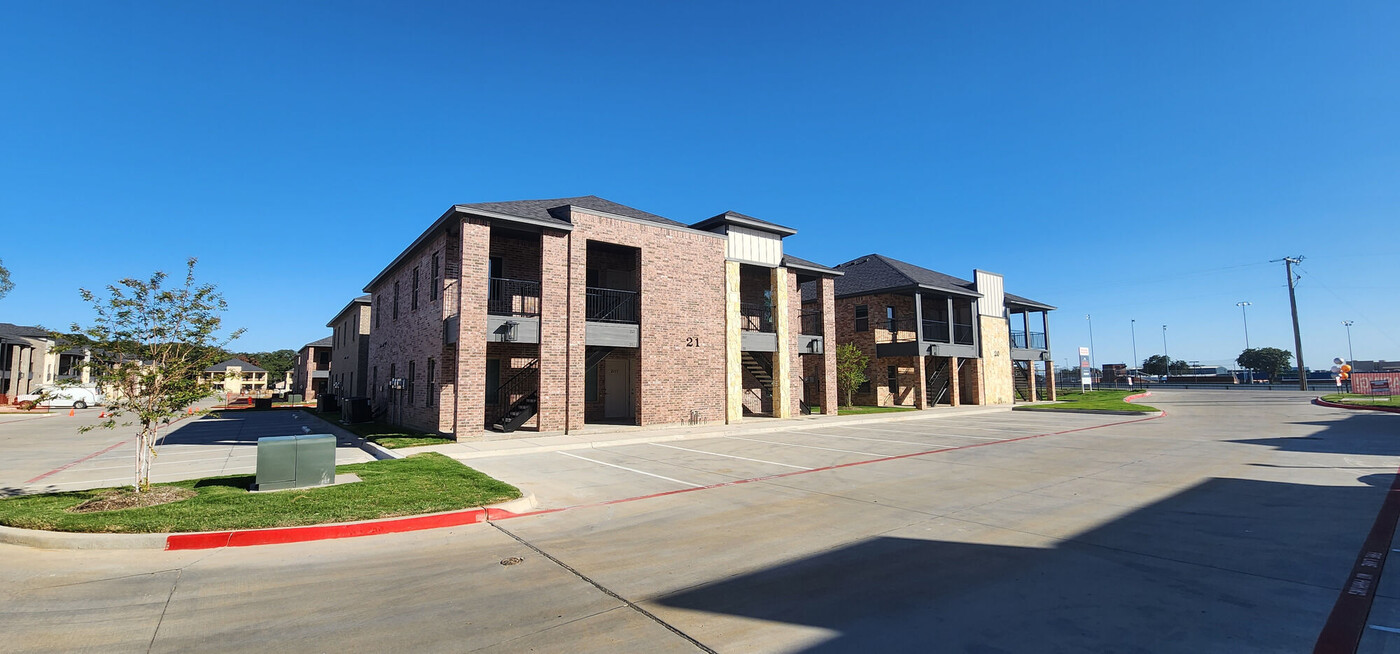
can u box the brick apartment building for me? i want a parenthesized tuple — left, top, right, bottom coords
(326, 295, 371, 398)
(1, 323, 91, 403)
(362, 196, 839, 437)
(828, 254, 1055, 408)
(292, 336, 333, 400)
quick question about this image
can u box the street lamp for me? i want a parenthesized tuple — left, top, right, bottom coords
(1343, 320, 1355, 363)
(1162, 324, 1169, 381)
(1130, 319, 1138, 378)
(1236, 301, 1252, 350)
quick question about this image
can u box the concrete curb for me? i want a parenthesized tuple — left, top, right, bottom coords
(0, 493, 539, 551)
(297, 409, 402, 460)
(1313, 397, 1400, 414)
(1009, 391, 1159, 417)
(428, 406, 1016, 461)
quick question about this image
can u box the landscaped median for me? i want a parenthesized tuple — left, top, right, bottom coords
(1014, 390, 1159, 414)
(1316, 394, 1400, 413)
(0, 453, 520, 535)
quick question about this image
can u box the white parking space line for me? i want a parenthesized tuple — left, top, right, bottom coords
(815, 424, 1011, 441)
(723, 435, 885, 457)
(557, 451, 704, 488)
(650, 443, 813, 470)
(797, 430, 950, 448)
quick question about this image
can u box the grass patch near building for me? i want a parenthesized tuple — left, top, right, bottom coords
(1322, 393, 1400, 408)
(838, 405, 918, 416)
(310, 410, 454, 448)
(1019, 390, 1158, 412)
(0, 453, 520, 533)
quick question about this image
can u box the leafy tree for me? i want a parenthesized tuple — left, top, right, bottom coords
(238, 349, 297, 385)
(1170, 359, 1191, 374)
(0, 258, 12, 299)
(1141, 354, 1171, 376)
(1236, 347, 1293, 382)
(65, 258, 242, 492)
(835, 343, 870, 407)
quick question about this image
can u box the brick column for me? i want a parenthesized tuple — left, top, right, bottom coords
(1027, 362, 1038, 402)
(820, 277, 838, 416)
(538, 228, 575, 432)
(6, 344, 21, 401)
(725, 261, 742, 423)
(949, 356, 960, 406)
(787, 270, 803, 417)
(772, 267, 792, 419)
(17, 347, 32, 395)
(914, 354, 928, 409)
(455, 219, 490, 435)
(1044, 359, 1056, 400)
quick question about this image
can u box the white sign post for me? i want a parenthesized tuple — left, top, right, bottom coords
(1079, 347, 1092, 391)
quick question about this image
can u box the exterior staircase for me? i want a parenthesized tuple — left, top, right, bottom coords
(489, 359, 539, 432)
(1012, 361, 1032, 401)
(926, 359, 952, 406)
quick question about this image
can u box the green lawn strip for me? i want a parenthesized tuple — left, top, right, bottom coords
(309, 410, 454, 448)
(0, 453, 520, 534)
(1019, 389, 1157, 412)
(1321, 393, 1400, 408)
(838, 405, 917, 416)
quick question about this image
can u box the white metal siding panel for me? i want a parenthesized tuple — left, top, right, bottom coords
(975, 270, 1005, 317)
(726, 226, 783, 266)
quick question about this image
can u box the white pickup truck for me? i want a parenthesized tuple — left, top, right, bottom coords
(17, 385, 105, 409)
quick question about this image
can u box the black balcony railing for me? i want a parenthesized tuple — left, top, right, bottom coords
(921, 319, 950, 342)
(488, 278, 541, 317)
(953, 322, 975, 345)
(740, 303, 774, 332)
(586, 287, 640, 323)
(799, 311, 823, 336)
(1010, 330, 1047, 350)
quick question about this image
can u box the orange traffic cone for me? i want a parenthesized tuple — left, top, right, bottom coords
(68, 408, 75, 417)
(99, 411, 106, 418)
(188, 407, 195, 415)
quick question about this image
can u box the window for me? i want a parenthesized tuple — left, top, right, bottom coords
(585, 363, 598, 402)
(408, 361, 416, 404)
(887, 366, 899, 394)
(854, 305, 868, 332)
(431, 252, 440, 301)
(389, 363, 396, 399)
(858, 379, 871, 394)
(886, 306, 896, 332)
(426, 358, 435, 407)
(485, 359, 500, 404)
(489, 256, 503, 280)
(352, 314, 358, 341)
(375, 296, 381, 328)
(412, 267, 420, 311)
(393, 281, 400, 320)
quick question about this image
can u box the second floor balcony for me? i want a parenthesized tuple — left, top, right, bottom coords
(488, 277, 542, 317)
(586, 287, 640, 324)
(884, 318, 975, 346)
(1010, 330, 1047, 350)
(740, 303, 774, 333)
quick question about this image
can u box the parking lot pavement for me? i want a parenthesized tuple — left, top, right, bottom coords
(5, 409, 374, 495)
(463, 410, 1141, 509)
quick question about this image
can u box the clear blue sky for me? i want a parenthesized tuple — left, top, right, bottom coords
(3, 1, 1397, 369)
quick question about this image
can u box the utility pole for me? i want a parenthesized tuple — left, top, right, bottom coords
(1085, 314, 1096, 381)
(1343, 320, 1354, 363)
(1130, 319, 1138, 375)
(1276, 256, 1307, 390)
(1162, 324, 1168, 381)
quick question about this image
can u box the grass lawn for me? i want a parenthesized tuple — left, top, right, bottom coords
(1322, 393, 1400, 408)
(0, 453, 520, 533)
(838, 405, 918, 416)
(1019, 389, 1158, 412)
(309, 410, 454, 448)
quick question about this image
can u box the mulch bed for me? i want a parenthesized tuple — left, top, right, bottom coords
(69, 487, 196, 513)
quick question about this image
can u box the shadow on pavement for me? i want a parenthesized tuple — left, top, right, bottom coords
(154, 411, 357, 449)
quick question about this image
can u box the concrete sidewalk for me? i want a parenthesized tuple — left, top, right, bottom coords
(399, 404, 1016, 461)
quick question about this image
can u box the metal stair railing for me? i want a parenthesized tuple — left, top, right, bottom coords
(490, 359, 539, 426)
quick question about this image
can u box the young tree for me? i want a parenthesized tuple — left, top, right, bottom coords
(66, 258, 242, 492)
(835, 343, 870, 407)
(1237, 347, 1293, 382)
(0, 258, 13, 299)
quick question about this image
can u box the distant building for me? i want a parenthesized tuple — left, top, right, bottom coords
(326, 295, 372, 398)
(1353, 360, 1400, 373)
(203, 358, 268, 395)
(293, 337, 333, 400)
(1, 322, 91, 403)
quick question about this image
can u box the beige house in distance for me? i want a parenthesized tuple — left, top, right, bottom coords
(2, 322, 93, 403)
(202, 358, 268, 396)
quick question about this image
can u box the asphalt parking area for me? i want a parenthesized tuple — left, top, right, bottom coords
(464, 410, 1146, 509)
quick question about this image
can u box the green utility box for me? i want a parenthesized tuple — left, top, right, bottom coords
(255, 434, 336, 491)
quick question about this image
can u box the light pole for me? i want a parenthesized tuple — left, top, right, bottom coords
(1130, 319, 1138, 377)
(1236, 301, 1252, 350)
(1343, 320, 1355, 363)
(1162, 324, 1169, 381)
(1085, 314, 1096, 383)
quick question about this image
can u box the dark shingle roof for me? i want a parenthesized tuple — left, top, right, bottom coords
(456, 195, 687, 229)
(1004, 291, 1056, 311)
(301, 336, 333, 350)
(327, 295, 372, 327)
(832, 254, 981, 299)
(690, 210, 797, 236)
(0, 323, 51, 339)
(206, 358, 266, 373)
(782, 254, 842, 277)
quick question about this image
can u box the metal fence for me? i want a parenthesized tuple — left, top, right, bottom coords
(487, 278, 541, 317)
(586, 287, 640, 323)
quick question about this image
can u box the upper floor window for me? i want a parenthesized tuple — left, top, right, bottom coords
(426, 358, 436, 407)
(854, 305, 868, 332)
(431, 252, 441, 301)
(407, 360, 416, 404)
(886, 306, 896, 331)
(412, 267, 421, 311)
(393, 281, 401, 320)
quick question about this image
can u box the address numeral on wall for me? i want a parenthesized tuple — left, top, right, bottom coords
(685, 337, 701, 347)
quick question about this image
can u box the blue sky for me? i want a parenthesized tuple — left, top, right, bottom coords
(2, 1, 1396, 369)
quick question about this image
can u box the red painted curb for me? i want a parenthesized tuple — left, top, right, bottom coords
(1314, 463, 1400, 652)
(166, 508, 491, 550)
(1314, 397, 1400, 414)
(160, 410, 1168, 550)
(1124, 391, 1152, 403)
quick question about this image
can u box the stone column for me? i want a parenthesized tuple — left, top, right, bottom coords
(1044, 359, 1057, 401)
(820, 277, 838, 416)
(1027, 362, 1038, 402)
(949, 356, 960, 407)
(6, 344, 21, 400)
(772, 267, 792, 419)
(455, 218, 491, 435)
(725, 261, 743, 423)
(17, 347, 33, 395)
